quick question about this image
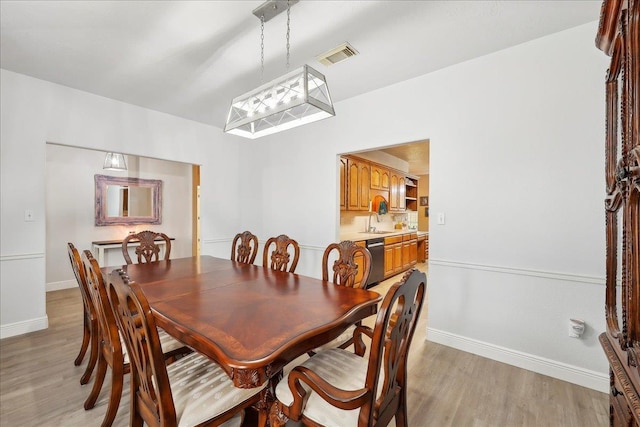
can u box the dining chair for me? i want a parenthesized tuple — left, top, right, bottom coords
(262, 234, 300, 273)
(311, 241, 373, 354)
(231, 230, 259, 265)
(67, 242, 98, 385)
(322, 240, 372, 288)
(108, 268, 268, 427)
(81, 250, 189, 427)
(121, 230, 171, 264)
(269, 268, 426, 427)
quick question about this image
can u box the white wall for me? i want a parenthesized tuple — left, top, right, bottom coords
(45, 145, 193, 290)
(237, 22, 610, 391)
(0, 69, 244, 338)
(0, 21, 611, 392)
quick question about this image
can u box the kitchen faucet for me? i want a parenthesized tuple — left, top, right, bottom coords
(367, 212, 378, 233)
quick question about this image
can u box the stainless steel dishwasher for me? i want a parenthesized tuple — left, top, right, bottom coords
(365, 237, 385, 288)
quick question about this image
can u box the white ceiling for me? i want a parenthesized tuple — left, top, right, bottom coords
(0, 1, 601, 130)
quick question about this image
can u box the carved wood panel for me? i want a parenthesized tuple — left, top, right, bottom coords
(597, 0, 640, 425)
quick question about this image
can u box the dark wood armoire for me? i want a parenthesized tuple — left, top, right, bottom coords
(596, 0, 640, 425)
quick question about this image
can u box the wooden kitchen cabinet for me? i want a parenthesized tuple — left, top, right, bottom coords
(358, 162, 371, 210)
(389, 172, 412, 211)
(371, 164, 390, 191)
(389, 172, 405, 211)
(402, 232, 417, 269)
(409, 238, 417, 266)
(417, 234, 426, 263)
(383, 244, 394, 277)
(384, 233, 417, 278)
(425, 235, 429, 260)
(392, 243, 402, 274)
(389, 173, 398, 210)
(339, 157, 347, 210)
(384, 235, 403, 277)
(398, 176, 406, 211)
(346, 157, 370, 211)
(341, 155, 418, 213)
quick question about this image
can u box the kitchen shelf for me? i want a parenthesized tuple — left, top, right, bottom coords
(405, 176, 418, 211)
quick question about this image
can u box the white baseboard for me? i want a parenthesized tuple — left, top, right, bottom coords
(47, 279, 76, 292)
(427, 328, 608, 393)
(1, 316, 48, 339)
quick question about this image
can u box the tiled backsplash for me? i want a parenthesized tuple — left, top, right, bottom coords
(340, 211, 416, 234)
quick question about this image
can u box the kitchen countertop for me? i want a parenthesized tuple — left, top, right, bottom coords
(341, 229, 428, 242)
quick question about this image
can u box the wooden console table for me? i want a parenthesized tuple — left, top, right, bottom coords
(92, 237, 174, 266)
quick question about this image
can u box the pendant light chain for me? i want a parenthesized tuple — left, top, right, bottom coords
(260, 14, 265, 83)
(286, 0, 291, 71)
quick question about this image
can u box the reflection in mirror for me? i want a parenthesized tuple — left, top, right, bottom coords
(95, 175, 162, 226)
(105, 185, 154, 217)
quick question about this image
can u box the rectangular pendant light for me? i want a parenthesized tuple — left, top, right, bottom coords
(224, 65, 335, 139)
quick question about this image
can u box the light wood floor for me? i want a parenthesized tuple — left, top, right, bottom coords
(1, 263, 609, 426)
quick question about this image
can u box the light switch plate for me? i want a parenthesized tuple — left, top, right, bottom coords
(437, 213, 445, 225)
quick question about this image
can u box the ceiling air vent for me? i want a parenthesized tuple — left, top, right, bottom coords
(316, 42, 358, 66)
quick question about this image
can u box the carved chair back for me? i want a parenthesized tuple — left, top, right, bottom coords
(279, 269, 426, 427)
(322, 240, 372, 288)
(82, 250, 126, 368)
(67, 242, 98, 380)
(231, 230, 259, 265)
(263, 234, 300, 273)
(108, 270, 176, 426)
(361, 269, 425, 426)
(68, 243, 95, 322)
(81, 250, 132, 425)
(122, 230, 171, 264)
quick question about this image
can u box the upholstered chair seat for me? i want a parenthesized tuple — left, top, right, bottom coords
(275, 348, 368, 427)
(167, 352, 267, 427)
(117, 328, 184, 365)
(270, 269, 427, 427)
(310, 326, 357, 353)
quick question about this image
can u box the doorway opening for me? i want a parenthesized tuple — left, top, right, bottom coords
(339, 139, 430, 236)
(45, 143, 200, 291)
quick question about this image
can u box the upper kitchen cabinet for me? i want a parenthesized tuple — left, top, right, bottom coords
(339, 157, 347, 210)
(371, 164, 390, 191)
(389, 172, 407, 211)
(341, 155, 418, 212)
(398, 176, 406, 211)
(346, 157, 371, 211)
(389, 173, 398, 210)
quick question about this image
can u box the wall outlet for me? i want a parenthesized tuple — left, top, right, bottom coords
(24, 209, 35, 222)
(569, 318, 585, 338)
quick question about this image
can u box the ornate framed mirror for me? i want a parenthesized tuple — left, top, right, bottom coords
(94, 174, 162, 226)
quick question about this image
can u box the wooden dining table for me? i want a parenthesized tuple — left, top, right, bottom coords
(103, 255, 382, 389)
